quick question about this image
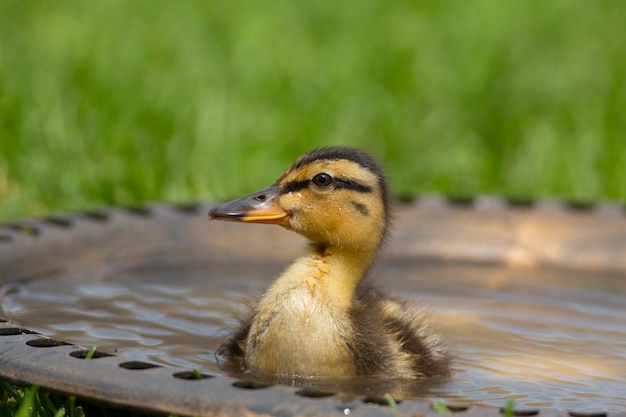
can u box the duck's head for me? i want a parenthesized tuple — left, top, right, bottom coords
(209, 146, 390, 253)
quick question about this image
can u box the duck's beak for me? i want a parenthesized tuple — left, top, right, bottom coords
(208, 185, 289, 225)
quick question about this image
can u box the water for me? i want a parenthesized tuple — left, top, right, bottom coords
(1, 247, 625, 412)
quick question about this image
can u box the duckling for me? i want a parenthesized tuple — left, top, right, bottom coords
(209, 146, 449, 379)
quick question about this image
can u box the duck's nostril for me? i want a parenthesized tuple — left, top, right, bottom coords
(254, 194, 268, 202)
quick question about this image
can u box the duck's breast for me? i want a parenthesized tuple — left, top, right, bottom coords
(244, 280, 357, 376)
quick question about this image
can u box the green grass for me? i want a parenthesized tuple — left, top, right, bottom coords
(1, 1, 625, 221)
(0, 382, 84, 417)
(383, 393, 403, 417)
(502, 398, 517, 417)
(83, 347, 97, 361)
(431, 401, 453, 414)
(1, 380, 161, 417)
(0, 1, 625, 415)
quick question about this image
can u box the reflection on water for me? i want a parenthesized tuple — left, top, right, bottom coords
(1, 248, 625, 411)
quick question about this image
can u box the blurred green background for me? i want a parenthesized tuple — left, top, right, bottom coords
(1, 1, 625, 220)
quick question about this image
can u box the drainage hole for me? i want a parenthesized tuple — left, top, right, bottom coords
(81, 210, 110, 222)
(124, 205, 152, 216)
(26, 338, 70, 348)
(42, 216, 73, 228)
(232, 380, 272, 390)
(69, 349, 113, 359)
(0, 328, 37, 336)
(500, 407, 539, 416)
(173, 202, 200, 213)
(5, 224, 40, 236)
(294, 388, 335, 398)
(569, 411, 608, 417)
(0, 234, 12, 242)
(565, 200, 595, 212)
(362, 395, 400, 406)
(172, 370, 213, 380)
(118, 361, 161, 370)
(446, 195, 475, 207)
(435, 403, 470, 412)
(505, 197, 535, 209)
(0, 328, 22, 336)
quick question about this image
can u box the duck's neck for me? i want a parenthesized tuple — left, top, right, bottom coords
(270, 242, 377, 309)
(245, 241, 380, 376)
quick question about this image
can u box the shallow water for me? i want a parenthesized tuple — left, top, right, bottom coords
(1, 247, 625, 411)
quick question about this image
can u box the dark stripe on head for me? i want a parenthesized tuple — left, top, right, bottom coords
(334, 178, 373, 193)
(279, 177, 373, 195)
(351, 201, 369, 216)
(288, 146, 384, 179)
(279, 179, 310, 195)
(300, 147, 385, 200)
(278, 146, 385, 193)
(276, 146, 391, 233)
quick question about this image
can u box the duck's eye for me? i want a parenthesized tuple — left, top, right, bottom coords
(311, 173, 333, 188)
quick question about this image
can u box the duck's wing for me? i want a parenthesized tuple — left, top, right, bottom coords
(351, 288, 451, 378)
(215, 307, 254, 373)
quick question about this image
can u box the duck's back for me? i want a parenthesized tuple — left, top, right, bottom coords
(349, 287, 451, 378)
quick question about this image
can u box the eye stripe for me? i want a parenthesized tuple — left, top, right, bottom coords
(334, 178, 373, 193)
(278, 177, 373, 195)
(279, 179, 310, 195)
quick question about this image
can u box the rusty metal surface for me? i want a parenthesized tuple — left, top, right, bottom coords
(1, 197, 626, 416)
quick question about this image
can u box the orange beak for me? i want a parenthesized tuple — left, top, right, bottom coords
(208, 185, 289, 226)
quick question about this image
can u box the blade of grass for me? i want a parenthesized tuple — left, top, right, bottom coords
(502, 398, 516, 417)
(84, 346, 97, 361)
(431, 401, 452, 414)
(383, 393, 402, 417)
(15, 386, 38, 417)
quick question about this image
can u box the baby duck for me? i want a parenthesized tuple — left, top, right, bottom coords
(209, 146, 449, 379)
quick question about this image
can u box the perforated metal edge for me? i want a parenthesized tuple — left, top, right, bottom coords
(1, 197, 626, 416)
